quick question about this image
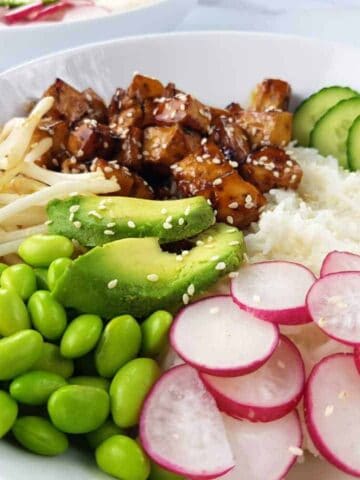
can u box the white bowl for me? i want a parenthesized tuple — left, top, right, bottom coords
(0, 0, 196, 72)
(0, 31, 359, 479)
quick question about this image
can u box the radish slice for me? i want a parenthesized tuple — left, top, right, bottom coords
(231, 261, 316, 325)
(305, 353, 360, 477)
(170, 296, 279, 377)
(140, 364, 235, 479)
(3, 1, 43, 24)
(218, 411, 303, 480)
(201, 335, 305, 422)
(354, 347, 360, 375)
(320, 251, 360, 277)
(30, 1, 72, 21)
(306, 271, 360, 345)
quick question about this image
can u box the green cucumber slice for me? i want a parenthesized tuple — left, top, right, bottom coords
(310, 97, 360, 169)
(293, 86, 357, 146)
(347, 115, 360, 171)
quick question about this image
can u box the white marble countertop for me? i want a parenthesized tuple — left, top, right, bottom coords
(2, 0, 360, 72)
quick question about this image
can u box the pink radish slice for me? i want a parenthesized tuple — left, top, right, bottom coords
(140, 364, 235, 479)
(305, 353, 360, 477)
(30, 1, 73, 21)
(170, 296, 279, 377)
(218, 411, 303, 480)
(201, 335, 305, 422)
(320, 250, 360, 277)
(306, 271, 360, 345)
(3, 1, 43, 24)
(354, 347, 360, 375)
(231, 261, 316, 325)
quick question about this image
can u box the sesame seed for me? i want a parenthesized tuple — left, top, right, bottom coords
(215, 262, 226, 271)
(325, 405, 334, 417)
(211, 255, 220, 261)
(290, 174, 297, 183)
(107, 222, 116, 228)
(228, 202, 239, 209)
(210, 307, 220, 314)
(338, 390, 348, 400)
(88, 210, 102, 219)
(69, 191, 79, 198)
(207, 199, 212, 206)
(44, 220, 53, 226)
(176, 255, 184, 262)
(128, 221, 136, 229)
(229, 240, 240, 246)
(187, 284, 195, 296)
(277, 360, 286, 369)
(77, 149, 84, 158)
(104, 229, 115, 235)
(73, 221, 82, 229)
(288, 446, 304, 457)
(165, 216, 173, 223)
(182, 293, 190, 305)
(201, 138, 207, 146)
(147, 274, 159, 282)
(273, 171, 280, 178)
(182, 250, 189, 256)
(252, 294, 261, 303)
(227, 228, 237, 233)
(207, 236, 213, 242)
(229, 160, 239, 168)
(69, 205, 80, 214)
(213, 178, 223, 186)
(184, 206, 191, 216)
(228, 271, 239, 278)
(196, 240, 204, 246)
(178, 217, 185, 226)
(226, 216, 234, 224)
(161, 208, 168, 214)
(212, 158, 221, 164)
(286, 160, 294, 166)
(98, 205, 107, 211)
(69, 212, 75, 222)
(163, 222, 172, 230)
(318, 317, 327, 327)
(107, 279, 118, 289)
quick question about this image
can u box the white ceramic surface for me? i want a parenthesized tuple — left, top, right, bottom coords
(0, 0, 195, 72)
(0, 31, 359, 479)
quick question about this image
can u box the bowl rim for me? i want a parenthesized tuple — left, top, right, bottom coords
(2, 29, 360, 78)
(0, 0, 174, 32)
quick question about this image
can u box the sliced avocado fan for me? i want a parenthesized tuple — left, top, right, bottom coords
(52, 223, 245, 318)
(47, 196, 214, 246)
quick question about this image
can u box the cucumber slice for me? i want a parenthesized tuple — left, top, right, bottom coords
(347, 115, 360, 171)
(293, 86, 357, 147)
(310, 97, 360, 169)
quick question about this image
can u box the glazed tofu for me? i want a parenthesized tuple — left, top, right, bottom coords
(240, 146, 303, 193)
(234, 110, 292, 149)
(154, 94, 212, 134)
(143, 125, 191, 174)
(82, 88, 108, 123)
(117, 126, 143, 172)
(91, 158, 154, 199)
(251, 79, 291, 112)
(108, 88, 143, 135)
(43, 79, 89, 124)
(33, 118, 69, 168)
(127, 74, 165, 102)
(67, 120, 115, 161)
(210, 116, 250, 164)
(172, 142, 266, 228)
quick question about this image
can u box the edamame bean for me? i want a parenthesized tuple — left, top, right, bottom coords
(95, 435, 150, 480)
(31, 343, 74, 379)
(60, 314, 103, 359)
(12, 416, 68, 456)
(0, 390, 18, 437)
(69, 376, 109, 391)
(149, 462, 185, 480)
(95, 315, 141, 378)
(86, 420, 124, 449)
(0, 330, 43, 380)
(141, 310, 173, 358)
(0, 263, 8, 277)
(34, 268, 49, 290)
(110, 358, 160, 428)
(10, 371, 67, 406)
(28, 291, 67, 340)
(48, 385, 110, 434)
(1, 264, 36, 301)
(0, 288, 30, 336)
(47, 258, 73, 291)
(18, 235, 74, 268)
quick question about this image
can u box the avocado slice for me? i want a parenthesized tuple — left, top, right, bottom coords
(53, 223, 244, 318)
(47, 196, 214, 246)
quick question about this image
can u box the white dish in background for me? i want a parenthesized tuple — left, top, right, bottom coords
(0, 31, 359, 479)
(0, 0, 195, 72)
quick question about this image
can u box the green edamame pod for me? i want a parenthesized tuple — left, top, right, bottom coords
(1, 264, 36, 300)
(0, 390, 18, 438)
(47, 257, 73, 291)
(69, 376, 109, 391)
(0, 288, 30, 336)
(141, 310, 173, 358)
(48, 385, 110, 434)
(34, 268, 49, 290)
(18, 234, 74, 267)
(12, 416, 68, 456)
(86, 420, 124, 449)
(95, 435, 150, 480)
(10, 371, 67, 406)
(31, 343, 74, 379)
(149, 462, 185, 480)
(60, 314, 103, 359)
(95, 315, 141, 378)
(28, 291, 67, 340)
(0, 330, 43, 380)
(110, 358, 160, 428)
